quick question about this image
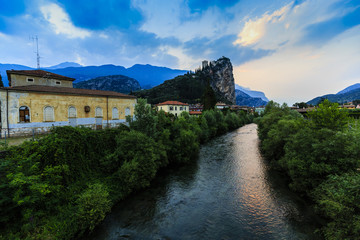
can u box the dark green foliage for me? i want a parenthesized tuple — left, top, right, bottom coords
(133, 70, 231, 105)
(202, 78, 217, 110)
(0, 101, 253, 239)
(257, 100, 360, 239)
(307, 99, 350, 131)
(312, 173, 360, 240)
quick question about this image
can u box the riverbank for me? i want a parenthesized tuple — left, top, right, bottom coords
(0, 104, 253, 239)
(86, 124, 320, 240)
(257, 100, 360, 239)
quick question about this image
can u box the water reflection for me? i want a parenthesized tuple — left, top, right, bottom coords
(87, 124, 320, 240)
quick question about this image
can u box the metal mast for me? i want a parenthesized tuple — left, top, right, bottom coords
(35, 36, 40, 69)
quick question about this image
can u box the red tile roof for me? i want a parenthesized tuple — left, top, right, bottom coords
(189, 111, 202, 115)
(7, 70, 75, 81)
(157, 101, 188, 106)
(3, 85, 136, 98)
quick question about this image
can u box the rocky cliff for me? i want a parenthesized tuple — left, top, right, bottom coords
(74, 75, 141, 94)
(134, 57, 236, 104)
(201, 57, 236, 104)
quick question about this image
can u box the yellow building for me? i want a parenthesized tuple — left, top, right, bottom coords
(156, 101, 189, 117)
(1, 70, 136, 137)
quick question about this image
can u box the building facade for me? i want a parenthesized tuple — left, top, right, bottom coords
(156, 101, 189, 116)
(1, 70, 136, 137)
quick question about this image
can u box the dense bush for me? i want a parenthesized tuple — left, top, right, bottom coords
(257, 99, 360, 239)
(0, 99, 252, 239)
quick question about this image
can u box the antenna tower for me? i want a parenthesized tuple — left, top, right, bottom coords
(31, 36, 41, 69)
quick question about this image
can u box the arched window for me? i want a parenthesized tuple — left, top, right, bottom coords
(95, 107, 103, 117)
(44, 106, 54, 122)
(19, 106, 30, 123)
(125, 107, 131, 116)
(68, 106, 77, 118)
(112, 107, 119, 119)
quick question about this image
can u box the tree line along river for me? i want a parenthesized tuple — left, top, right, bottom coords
(86, 124, 321, 240)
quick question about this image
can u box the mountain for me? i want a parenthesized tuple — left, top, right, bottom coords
(50, 64, 187, 88)
(134, 57, 236, 104)
(0, 63, 32, 79)
(337, 83, 360, 94)
(74, 75, 141, 94)
(0, 63, 187, 88)
(307, 87, 360, 105)
(235, 84, 269, 101)
(235, 89, 268, 107)
(46, 62, 83, 69)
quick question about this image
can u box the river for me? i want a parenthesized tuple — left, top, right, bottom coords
(87, 124, 321, 240)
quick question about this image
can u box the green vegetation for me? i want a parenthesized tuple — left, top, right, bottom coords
(257, 99, 360, 239)
(133, 71, 231, 104)
(0, 99, 252, 239)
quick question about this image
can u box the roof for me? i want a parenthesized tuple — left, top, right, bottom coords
(6, 70, 75, 81)
(2, 85, 136, 99)
(157, 101, 188, 106)
(189, 111, 202, 115)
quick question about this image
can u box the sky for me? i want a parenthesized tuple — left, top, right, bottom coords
(0, 0, 359, 104)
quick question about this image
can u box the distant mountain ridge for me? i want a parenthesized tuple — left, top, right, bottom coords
(337, 83, 360, 94)
(235, 84, 269, 102)
(46, 62, 83, 69)
(235, 89, 268, 107)
(0, 62, 187, 88)
(307, 83, 360, 105)
(74, 75, 141, 94)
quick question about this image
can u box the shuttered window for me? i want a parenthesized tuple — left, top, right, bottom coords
(68, 106, 77, 118)
(44, 106, 54, 122)
(112, 107, 119, 119)
(95, 107, 103, 117)
(125, 107, 131, 116)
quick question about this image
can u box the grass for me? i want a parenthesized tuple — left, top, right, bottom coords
(0, 136, 36, 150)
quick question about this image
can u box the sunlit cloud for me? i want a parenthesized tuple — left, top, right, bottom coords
(234, 25, 360, 105)
(40, 3, 91, 39)
(233, 5, 290, 47)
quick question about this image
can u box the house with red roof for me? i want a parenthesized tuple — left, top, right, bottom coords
(156, 101, 189, 117)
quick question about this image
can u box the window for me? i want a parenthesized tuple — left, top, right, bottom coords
(185, 107, 186, 110)
(56, 81, 61, 85)
(170, 106, 174, 111)
(112, 107, 119, 119)
(175, 106, 177, 111)
(68, 106, 77, 118)
(180, 107, 183, 111)
(19, 106, 30, 122)
(125, 107, 131, 116)
(95, 107, 103, 117)
(27, 78, 34, 82)
(44, 106, 54, 122)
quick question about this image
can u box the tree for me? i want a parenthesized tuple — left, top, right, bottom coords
(293, 102, 308, 108)
(307, 99, 350, 131)
(127, 98, 157, 137)
(201, 78, 217, 111)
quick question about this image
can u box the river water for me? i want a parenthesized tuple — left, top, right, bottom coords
(88, 124, 320, 240)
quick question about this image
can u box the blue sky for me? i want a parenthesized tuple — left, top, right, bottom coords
(0, 0, 359, 104)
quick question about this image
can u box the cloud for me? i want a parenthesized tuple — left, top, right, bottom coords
(233, 0, 360, 50)
(233, 4, 290, 47)
(233, 25, 360, 105)
(40, 3, 91, 39)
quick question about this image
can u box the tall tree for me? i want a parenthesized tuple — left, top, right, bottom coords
(201, 78, 217, 111)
